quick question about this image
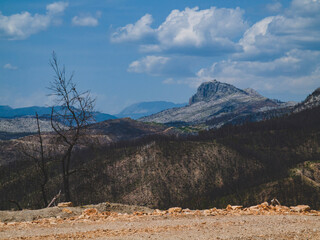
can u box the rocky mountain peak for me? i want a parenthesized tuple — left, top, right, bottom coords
(189, 80, 247, 105)
(244, 88, 263, 98)
(305, 87, 320, 103)
(312, 87, 320, 96)
(294, 86, 320, 112)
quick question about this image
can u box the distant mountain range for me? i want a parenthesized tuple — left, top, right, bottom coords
(140, 80, 297, 127)
(0, 101, 187, 121)
(1, 81, 319, 140)
(0, 106, 117, 139)
(116, 101, 186, 119)
(1, 81, 320, 210)
(0, 105, 117, 121)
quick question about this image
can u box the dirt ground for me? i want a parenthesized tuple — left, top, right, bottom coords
(1, 203, 320, 239)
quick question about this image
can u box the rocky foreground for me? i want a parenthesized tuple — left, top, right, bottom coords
(1, 202, 320, 239)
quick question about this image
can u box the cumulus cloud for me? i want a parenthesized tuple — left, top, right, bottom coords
(266, 2, 282, 12)
(237, 0, 320, 60)
(120, 1, 320, 98)
(156, 7, 246, 53)
(72, 16, 98, 27)
(112, 7, 247, 55)
(128, 55, 194, 77)
(111, 14, 155, 43)
(192, 49, 320, 94)
(128, 56, 169, 76)
(0, 2, 68, 40)
(289, 0, 320, 16)
(46, 2, 68, 15)
(162, 78, 175, 84)
(3, 63, 18, 70)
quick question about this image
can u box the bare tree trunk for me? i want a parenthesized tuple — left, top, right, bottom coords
(36, 113, 49, 207)
(20, 113, 50, 208)
(49, 52, 95, 204)
(61, 147, 73, 202)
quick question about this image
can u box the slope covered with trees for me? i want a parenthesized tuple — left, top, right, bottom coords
(1, 105, 320, 210)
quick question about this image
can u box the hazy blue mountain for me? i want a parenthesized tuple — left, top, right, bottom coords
(0, 105, 116, 122)
(93, 112, 117, 122)
(116, 101, 187, 119)
(0, 105, 52, 118)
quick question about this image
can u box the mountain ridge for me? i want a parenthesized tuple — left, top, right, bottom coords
(293, 87, 320, 113)
(0, 105, 117, 121)
(189, 79, 249, 104)
(140, 80, 294, 127)
(116, 101, 186, 119)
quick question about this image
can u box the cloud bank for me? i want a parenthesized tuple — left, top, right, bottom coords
(111, 7, 247, 55)
(113, 0, 320, 98)
(0, 2, 68, 40)
(72, 16, 98, 26)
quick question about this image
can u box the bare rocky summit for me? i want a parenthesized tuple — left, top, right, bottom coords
(294, 87, 320, 113)
(140, 80, 293, 127)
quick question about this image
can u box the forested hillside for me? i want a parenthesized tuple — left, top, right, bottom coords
(1, 106, 320, 210)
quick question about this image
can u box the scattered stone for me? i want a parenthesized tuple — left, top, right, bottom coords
(227, 205, 243, 211)
(82, 208, 98, 216)
(62, 208, 73, 214)
(2, 202, 320, 226)
(133, 211, 145, 216)
(58, 202, 73, 207)
(153, 209, 166, 216)
(193, 210, 202, 216)
(203, 210, 214, 216)
(168, 207, 182, 214)
(290, 205, 311, 213)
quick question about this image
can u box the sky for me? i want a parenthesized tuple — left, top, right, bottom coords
(0, 0, 319, 114)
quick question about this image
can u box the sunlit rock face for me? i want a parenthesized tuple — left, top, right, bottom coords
(140, 80, 293, 127)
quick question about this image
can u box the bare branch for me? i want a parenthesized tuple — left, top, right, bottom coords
(47, 190, 61, 208)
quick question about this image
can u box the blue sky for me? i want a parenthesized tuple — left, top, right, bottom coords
(0, 0, 319, 114)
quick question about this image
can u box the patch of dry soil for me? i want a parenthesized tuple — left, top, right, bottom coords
(1, 203, 320, 240)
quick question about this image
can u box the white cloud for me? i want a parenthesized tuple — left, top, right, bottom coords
(162, 78, 175, 84)
(72, 16, 98, 27)
(237, 0, 320, 60)
(156, 7, 246, 53)
(289, 0, 320, 16)
(111, 14, 155, 43)
(192, 49, 320, 94)
(266, 2, 282, 12)
(120, 1, 320, 99)
(112, 7, 247, 55)
(128, 55, 195, 77)
(0, 2, 68, 40)
(128, 55, 169, 76)
(3, 63, 18, 70)
(46, 2, 68, 15)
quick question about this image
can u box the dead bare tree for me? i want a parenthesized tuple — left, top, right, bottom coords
(20, 112, 49, 207)
(49, 52, 95, 202)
